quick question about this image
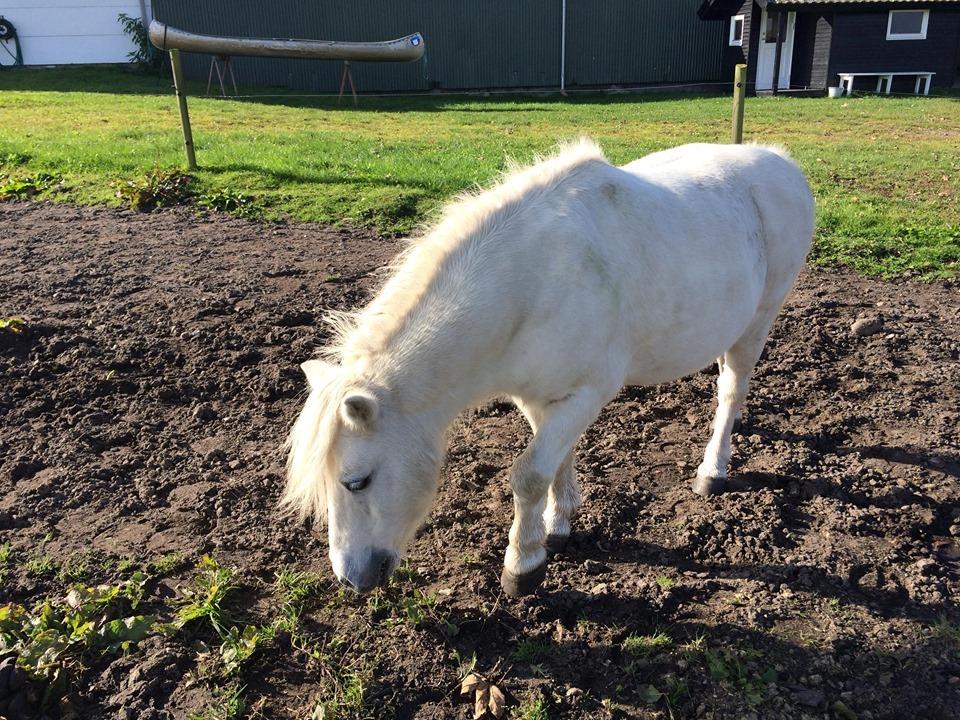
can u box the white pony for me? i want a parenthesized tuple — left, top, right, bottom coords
(284, 140, 814, 596)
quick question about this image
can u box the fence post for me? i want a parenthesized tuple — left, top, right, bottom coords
(169, 48, 198, 170)
(731, 64, 747, 144)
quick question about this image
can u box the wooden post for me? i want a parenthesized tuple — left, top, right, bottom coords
(732, 64, 747, 144)
(169, 48, 198, 171)
(771, 11, 786, 95)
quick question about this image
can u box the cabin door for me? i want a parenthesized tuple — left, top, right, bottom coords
(756, 9, 796, 91)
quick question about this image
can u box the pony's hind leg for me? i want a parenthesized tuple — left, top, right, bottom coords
(544, 450, 581, 555)
(714, 355, 744, 433)
(694, 310, 778, 496)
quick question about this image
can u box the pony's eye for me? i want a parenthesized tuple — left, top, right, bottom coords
(342, 475, 371, 493)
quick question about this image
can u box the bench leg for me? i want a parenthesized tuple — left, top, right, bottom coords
(924, 75, 931, 95)
(915, 76, 922, 95)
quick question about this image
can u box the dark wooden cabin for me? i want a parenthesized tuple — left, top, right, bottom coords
(699, 0, 960, 93)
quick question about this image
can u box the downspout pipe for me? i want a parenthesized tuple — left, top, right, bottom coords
(560, 0, 567, 95)
(138, 0, 150, 32)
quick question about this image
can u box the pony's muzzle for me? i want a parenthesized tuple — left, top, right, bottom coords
(335, 549, 398, 593)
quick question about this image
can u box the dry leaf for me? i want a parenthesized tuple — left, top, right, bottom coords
(488, 684, 507, 718)
(460, 672, 508, 719)
(473, 686, 490, 720)
(461, 672, 485, 696)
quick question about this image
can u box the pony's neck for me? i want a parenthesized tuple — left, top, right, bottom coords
(346, 261, 510, 433)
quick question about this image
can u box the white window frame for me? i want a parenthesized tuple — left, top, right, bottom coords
(729, 14, 745, 46)
(886, 9, 929, 40)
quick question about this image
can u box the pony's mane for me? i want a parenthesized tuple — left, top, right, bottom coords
(325, 138, 607, 364)
(283, 139, 607, 522)
(282, 369, 344, 522)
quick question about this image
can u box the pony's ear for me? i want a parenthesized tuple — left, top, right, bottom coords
(341, 391, 378, 430)
(300, 359, 336, 390)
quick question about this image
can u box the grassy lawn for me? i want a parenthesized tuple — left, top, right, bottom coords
(1, 65, 958, 278)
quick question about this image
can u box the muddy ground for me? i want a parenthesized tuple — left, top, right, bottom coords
(1, 200, 958, 720)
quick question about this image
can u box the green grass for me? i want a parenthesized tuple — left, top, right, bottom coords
(1, 66, 958, 277)
(622, 629, 673, 658)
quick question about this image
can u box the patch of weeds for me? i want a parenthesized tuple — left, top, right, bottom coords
(655, 575, 676, 590)
(514, 695, 549, 720)
(218, 624, 275, 676)
(390, 561, 420, 584)
(682, 630, 708, 657)
(197, 188, 261, 218)
(116, 168, 193, 212)
(0, 318, 27, 335)
(169, 556, 277, 677)
(273, 567, 324, 634)
(703, 645, 776, 706)
(931, 615, 960, 649)
(0, 172, 60, 200)
(1, 152, 31, 167)
(513, 638, 553, 665)
(26, 554, 57, 579)
(460, 551, 482, 566)
(114, 556, 136, 574)
(152, 551, 185, 575)
(307, 636, 377, 720)
(190, 681, 246, 720)
(0, 572, 152, 695)
(169, 555, 234, 635)
(622, 629, 672, 658)
(0, 543, 13, 585)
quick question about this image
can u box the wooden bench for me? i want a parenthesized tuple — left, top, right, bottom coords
(837, 71, 935, 96)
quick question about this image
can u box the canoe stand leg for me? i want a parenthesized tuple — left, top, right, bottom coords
(338, 60, 358, 106)
(206, 55, 238, 97)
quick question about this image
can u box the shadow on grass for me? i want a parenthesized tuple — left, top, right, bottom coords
(0, 65, 726, 111)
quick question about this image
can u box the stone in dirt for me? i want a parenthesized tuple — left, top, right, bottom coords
(850, 316, 884, 337)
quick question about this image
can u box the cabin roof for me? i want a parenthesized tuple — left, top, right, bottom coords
(699, 0, 960, 20)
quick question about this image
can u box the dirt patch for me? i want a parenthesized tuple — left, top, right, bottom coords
(1, 201, 958, 720)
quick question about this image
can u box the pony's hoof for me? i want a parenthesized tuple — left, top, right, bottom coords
(500, 562, 547, 597)
(692, 474, 726, 496)
(544, 533, 569, 556)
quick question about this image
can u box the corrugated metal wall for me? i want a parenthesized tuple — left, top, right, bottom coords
(151, 0, 723, 92)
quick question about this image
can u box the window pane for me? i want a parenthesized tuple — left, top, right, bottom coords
(764, 14, 778, 43)
(890, 11, 924, 35)
(732, 17, 743, 43)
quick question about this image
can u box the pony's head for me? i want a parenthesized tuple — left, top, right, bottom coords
(283, 359, 443, 592)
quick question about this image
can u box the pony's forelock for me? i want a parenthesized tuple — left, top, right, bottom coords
(281, 369, 344, 523)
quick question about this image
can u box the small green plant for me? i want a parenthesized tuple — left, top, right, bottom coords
(117, 13, 162, 70)
(197, 188, 260, 218)
(0, 573, 153, 693)
(56, 557, 91, 584)
(622, 629, 672, 658)
(0, 318, 26, 335)
(654, 575, 676, 590)
(26, 554, 57, 578)
(0, 544, 12, 563)
(703, 645, 776, 706)
(190, 681, 246, 720)
(168, 556, 276, 677)
(514, 695, 549, 720)
(152, 551, 185, 575)
(116, 168, 193, 212)
(0, 173, 59, 200)
(931, 615, 960, 648)
(1, 152, 30, 167)
(513, 638, 552, 665)
(169, 555, 234, 636)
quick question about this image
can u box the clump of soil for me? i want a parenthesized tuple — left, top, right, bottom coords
(1, 201, 958, 719)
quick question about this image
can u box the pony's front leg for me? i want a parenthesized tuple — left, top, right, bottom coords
(502, 388, 604, 597)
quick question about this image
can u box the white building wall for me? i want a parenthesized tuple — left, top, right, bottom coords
(1, 0, 153, 65)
